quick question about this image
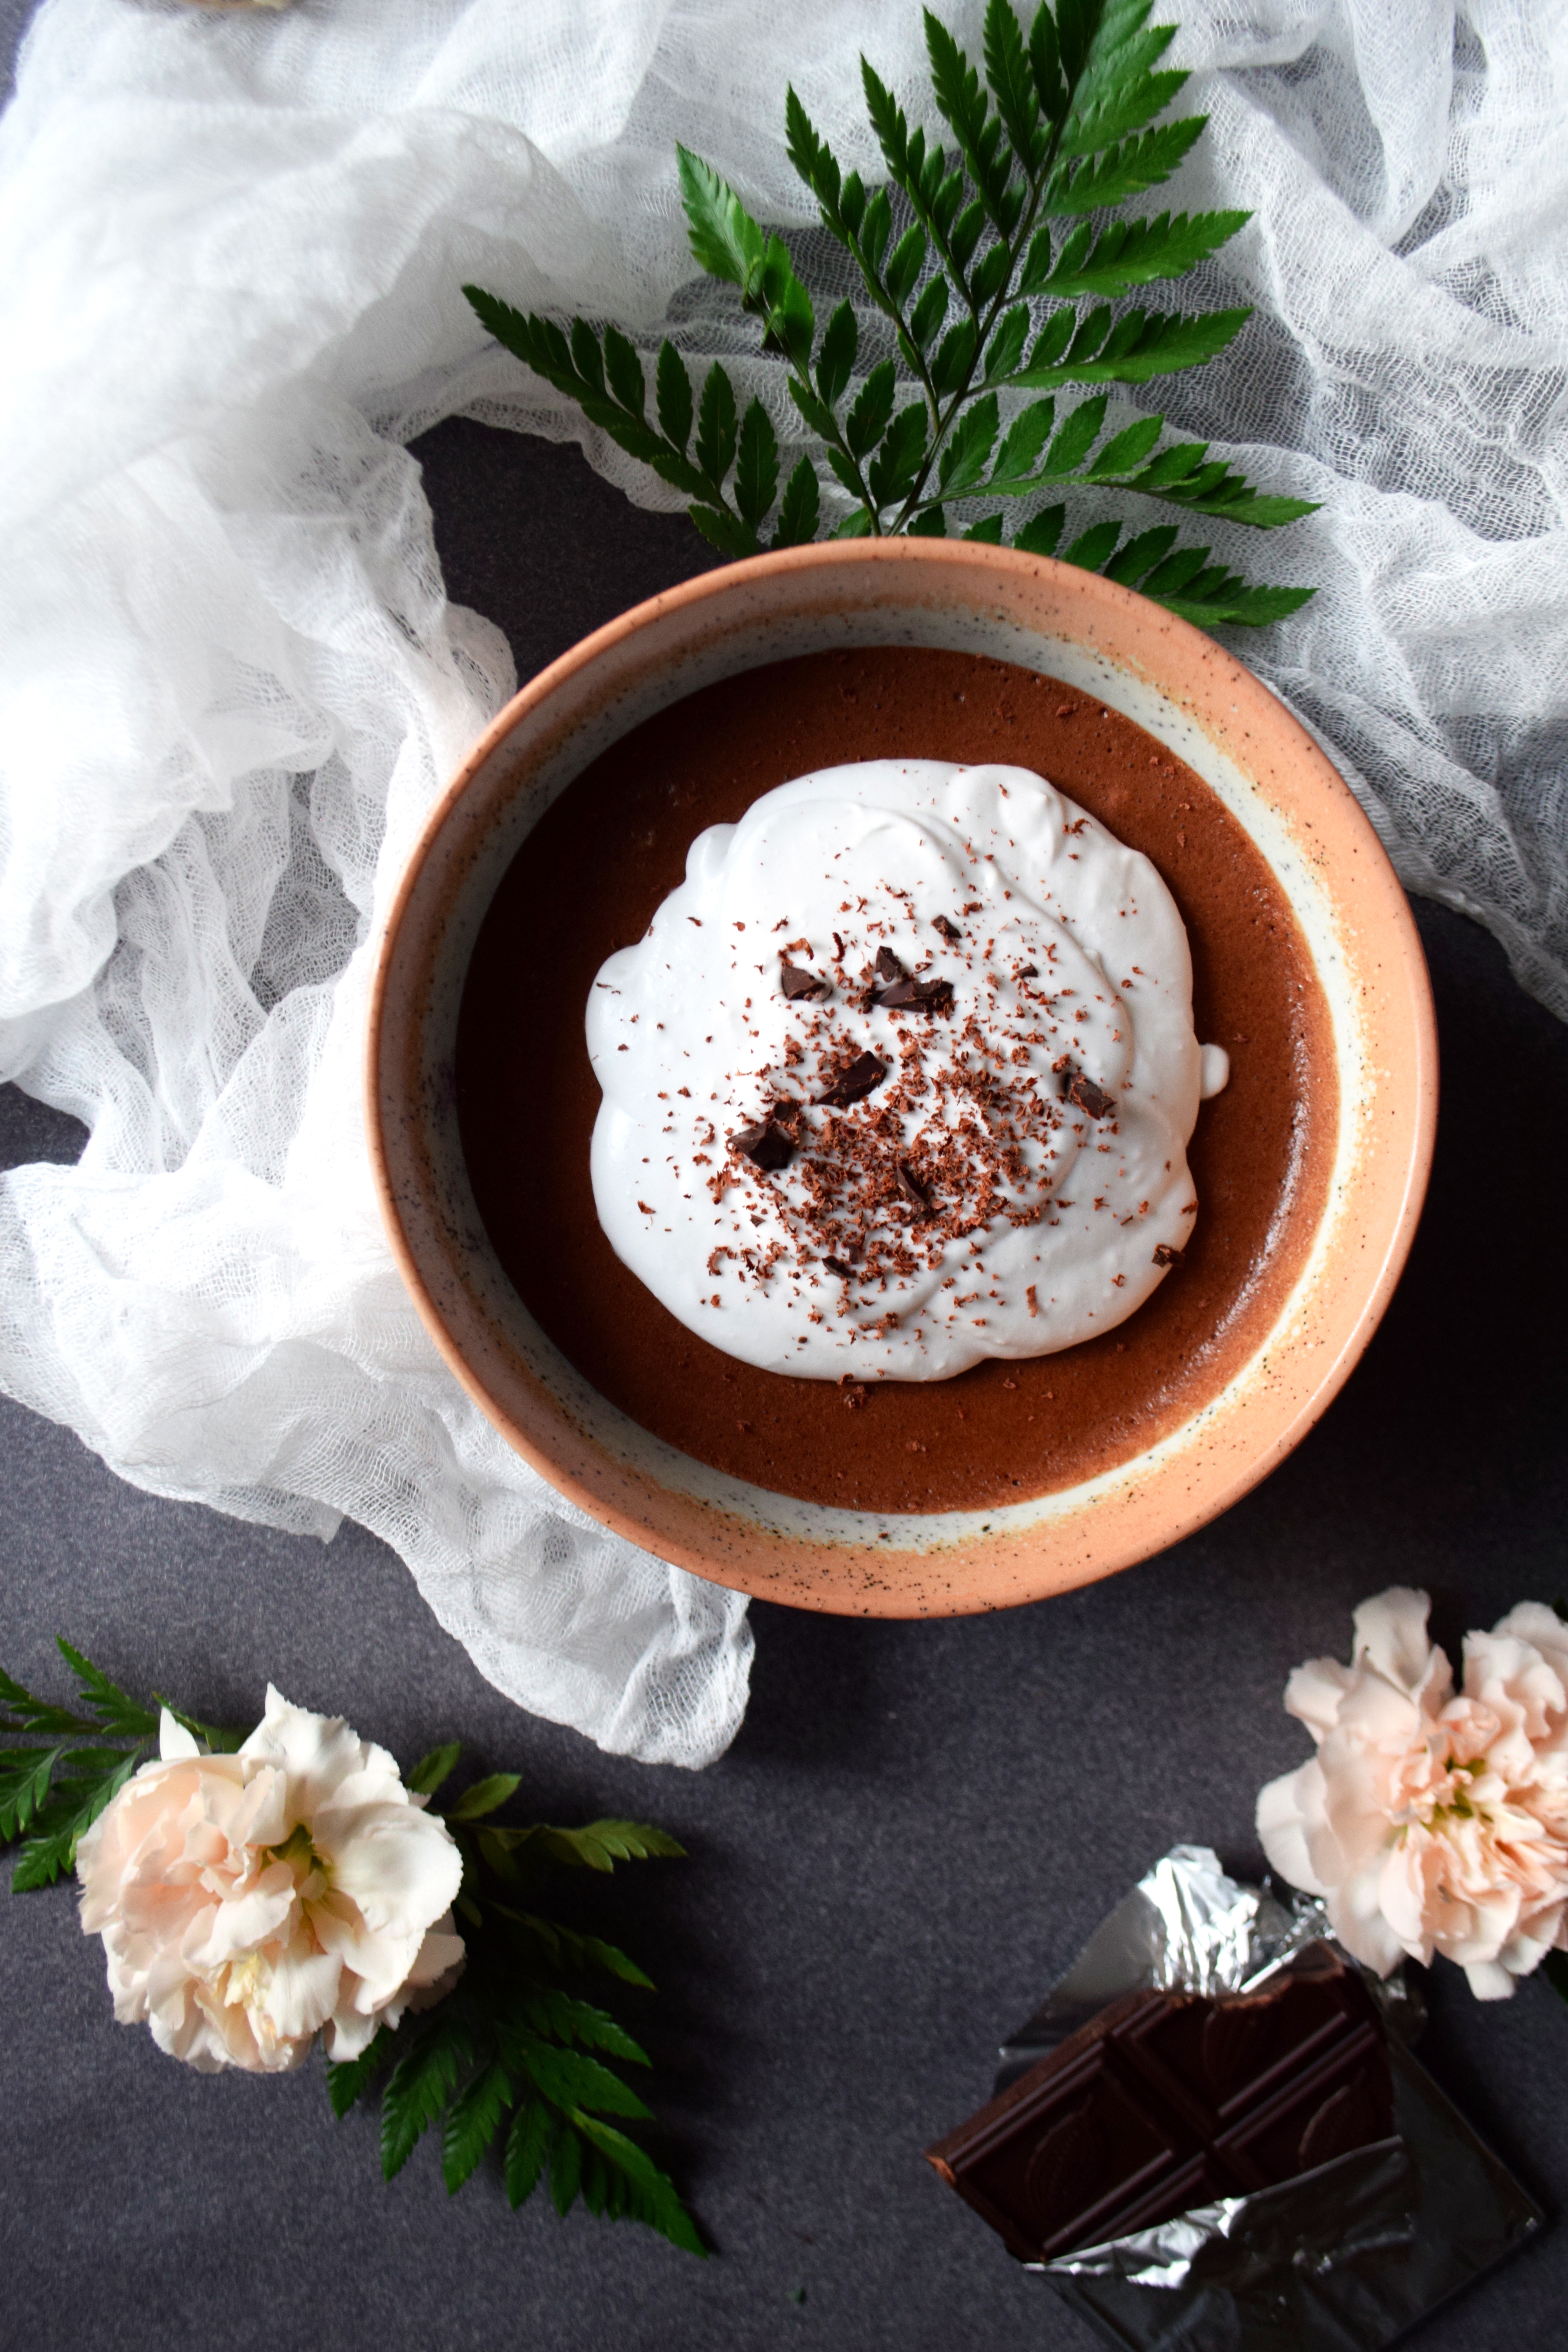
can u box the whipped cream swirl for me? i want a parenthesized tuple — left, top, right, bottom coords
(586, 759, 1224, 1381)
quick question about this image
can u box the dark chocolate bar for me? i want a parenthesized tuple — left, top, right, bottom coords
(926, 1943, 1394, 2262)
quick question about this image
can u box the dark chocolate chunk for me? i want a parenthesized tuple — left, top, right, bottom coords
(874, 946, 907, 985)
(823, 1256, 857, 1280)
(1063, 1069, 1116, 1120)
(926, 1944, 1393, 2265)
(1152, 1242, 1185, 1268)
(1016, 964, 1039, 980)
(895, 1161, 931, 1213)
(780, 957, 831, 1002)
(933, 914, 963, 944)
(817, 1052, 887, 1108)
(730, 1119, 795, 1172)
(878, 975, 955, 1014)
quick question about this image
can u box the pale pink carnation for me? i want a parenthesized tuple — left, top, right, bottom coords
(1258, 1588, 1568, 1998)
(77, 1688, 465, 2071)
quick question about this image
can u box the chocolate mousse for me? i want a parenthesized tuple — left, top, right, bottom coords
(456, 646, 1336, 1515)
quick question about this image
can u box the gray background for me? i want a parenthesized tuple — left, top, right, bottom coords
(4, 12, 1568, 2346)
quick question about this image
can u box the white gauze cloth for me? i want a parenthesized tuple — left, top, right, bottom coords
(0, 0, 1564, 1765)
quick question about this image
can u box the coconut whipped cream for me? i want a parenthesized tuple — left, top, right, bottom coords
(586, 759, 1227, 1381)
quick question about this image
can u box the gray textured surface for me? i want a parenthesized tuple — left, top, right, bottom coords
(4, 424, 1568, 2352)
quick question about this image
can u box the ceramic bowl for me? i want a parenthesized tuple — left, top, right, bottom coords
(367, 541, 1436, 1615)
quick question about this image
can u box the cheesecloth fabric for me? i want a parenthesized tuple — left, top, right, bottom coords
(0, 0, 1563, 1766)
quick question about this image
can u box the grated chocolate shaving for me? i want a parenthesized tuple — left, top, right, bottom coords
(1063, 1069, 1116, 1120)
(730, 1119, 796, 1172)
(879, 974, 955, 1015)
(1152, 1242, 1185, 1268)
(817, 1051, 887, 1109)
(933, 913, 963, 944)
(780, 957, 831, 1002)
(895, 1160, 931, 1214)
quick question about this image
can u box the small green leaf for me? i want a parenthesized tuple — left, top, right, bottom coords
(517, 1988, 650, 2065)
(442, 2059, 514, 2194)
(860, 187, 893, 274)
(772, 456, 820, 549)
(845, 361, 897, 461)
(505, 2098, 556, 2208)
(57, 1642, 158, 1741)
(909, 274, 948, 352)
(407, 1743, 462, 1798)
(1029, 3, 1065, 123)
(867, 403, 928, 511)
(676, 145, 766, 295)
(656, 342, 694, 454)
(381, 2016, 472, 2182)
(573, 2115, 707, 2257)
(981, 303, 1031, 386)
(970, 239, 1013, 310)
(327, 2029, 394, 2119)
(936, 394, 1000, 498)
(1042, 208, 1251, 299)
(1045, 118, 1207, 215)
(522, 2040, 653, 2120)
(446, 1773, 522, 1824)
(1013, 503, 1067, 557)
(550, 2118, 583, 2217)
(569, 320, 606, 396)
(1155, 577, 1315, 628)
(603, 325, 646, 419)
(755, 236, 816, 369)
(784, 85, 843, 223)
(12, 1746, 145, 1889)
(963, 514, 1005, 543)
(0, 1670, 89, 1738)
(984, 0, 1041, 162)
(0, 1747, 64, 1840)
(817, 302, 858, 409)
(1103, 522, 1180, 583)
(948, 195, 987, 274)
(1140, 543, 1213, 600)
(514, 1914, 656, 1989)
(990, 396, 1056, 485)
(884, 221, 928, 310)
(687, 504, 760, 561)
(909, 503, 947, 537)
(931, 319, 978, 401)
(1088, 414, 1164, 477)
(695, 363, 739, 490)
(734, 400, 780, 531)
(788, 377, 841, 449)
(1043, 394, 1109, 475)
(1063, 518, 1125, 571)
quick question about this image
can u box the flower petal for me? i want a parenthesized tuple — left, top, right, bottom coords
(314, 1802, 462, 1937)
(1352, 1587, 1446, 1702)
(1256, 1765, 1327, 1895)
(158, 1710, 200, 1763)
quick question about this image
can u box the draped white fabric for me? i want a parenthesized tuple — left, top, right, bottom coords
(0, 0, 1562, 1765)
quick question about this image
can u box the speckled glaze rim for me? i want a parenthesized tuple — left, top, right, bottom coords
(367, 540, 1436, 1617)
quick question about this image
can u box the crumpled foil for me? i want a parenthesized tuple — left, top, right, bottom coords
(994, 1847, 1542, 2352)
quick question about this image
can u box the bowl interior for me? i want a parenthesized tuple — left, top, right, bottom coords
(368, 544, 1434, 1614)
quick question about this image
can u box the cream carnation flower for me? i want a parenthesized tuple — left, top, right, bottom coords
(1258, 1588, 1568, 1998)
(77, 1688, 465, 2072)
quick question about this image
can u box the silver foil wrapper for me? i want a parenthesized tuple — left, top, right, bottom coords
(995, 1847, 1542, 2352)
